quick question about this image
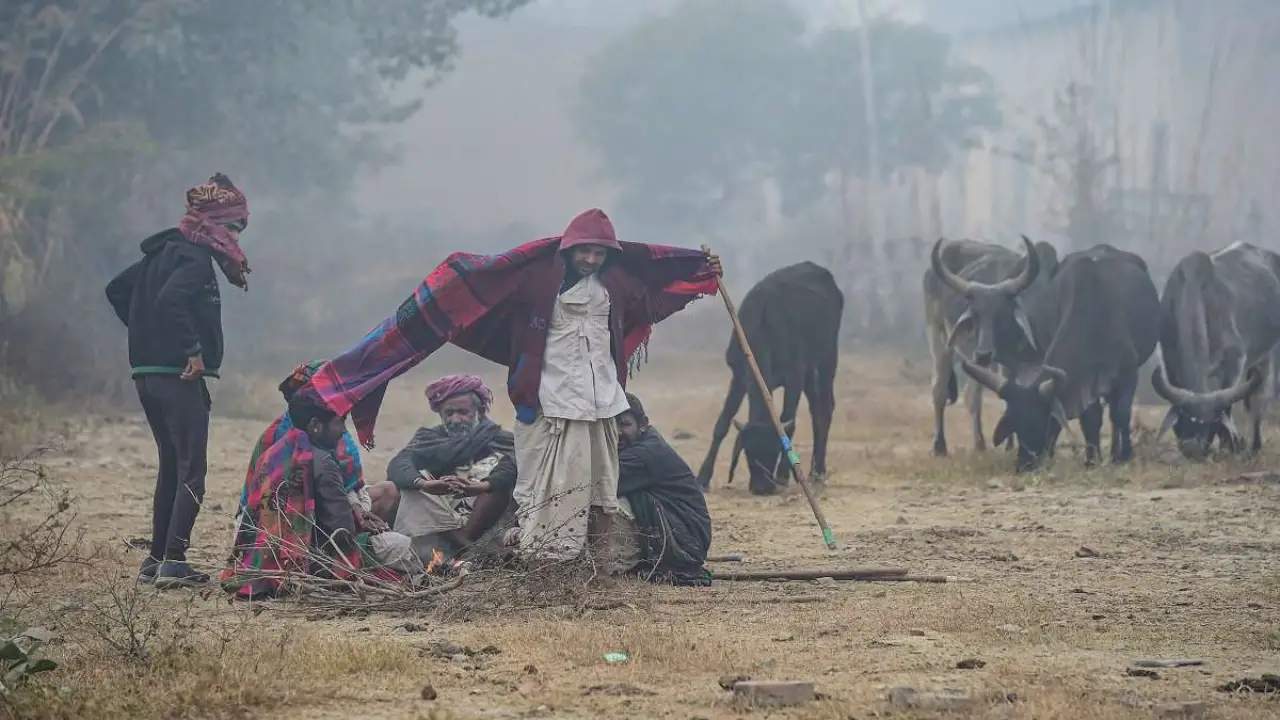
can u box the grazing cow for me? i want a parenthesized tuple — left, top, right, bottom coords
(695, 262, 843, 496)
(924, 236, 1060, 455)
(956, 244, 1160, 471)
(1150, 242, 1280, 459)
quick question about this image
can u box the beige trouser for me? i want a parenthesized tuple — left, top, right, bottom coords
(393, 488, 468, 559)
(611, 496, 642, 574)
(394, 484, 471, 530)
(392, 454, 500, 561)
(512, 415, 619, 561)
(366, 531, 425, 584)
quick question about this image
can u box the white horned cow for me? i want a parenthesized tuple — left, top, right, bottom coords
(954, 244, 1160, 472)
(1151, 242, 1280, 459)
(923, 236, 1060, 456)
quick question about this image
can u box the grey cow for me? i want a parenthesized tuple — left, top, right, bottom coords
(923, 236, 1060, 456)
(956, 244, 1160, 472)
(1151, 241, 1280, 459)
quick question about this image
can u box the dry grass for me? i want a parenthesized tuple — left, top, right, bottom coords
(4, 350, 1280, 719)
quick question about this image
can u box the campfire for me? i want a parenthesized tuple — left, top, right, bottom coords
(426, 548, 470, 577)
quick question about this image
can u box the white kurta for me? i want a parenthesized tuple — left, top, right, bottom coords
(537, 273, 629, 421)
(513, 273, 626, 560)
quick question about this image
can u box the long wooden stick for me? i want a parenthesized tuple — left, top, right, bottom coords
(703, 245, 837, 550)
(712, 567, 905, 582)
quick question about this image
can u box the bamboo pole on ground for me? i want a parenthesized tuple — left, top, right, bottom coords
(702, 244, 837, 550)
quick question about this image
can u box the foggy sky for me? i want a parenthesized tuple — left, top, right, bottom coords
(352, 0, 1097, 236)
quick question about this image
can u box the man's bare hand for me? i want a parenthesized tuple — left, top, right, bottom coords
(705, 253, 723, 277)
(416, 477, 456, 495)
(450, 479, 490, 497)
(181, 354, 205, 380)
(357, 510, 389, 534)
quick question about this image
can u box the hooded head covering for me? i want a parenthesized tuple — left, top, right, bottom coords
(177, 172, 251, 290)
(425, 374, 493, 415)
(558, 208, 622, 252)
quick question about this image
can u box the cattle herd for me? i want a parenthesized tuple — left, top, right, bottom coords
(698, 239, 1280, 494)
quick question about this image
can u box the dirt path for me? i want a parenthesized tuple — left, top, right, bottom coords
(13, 353, 1280, 718)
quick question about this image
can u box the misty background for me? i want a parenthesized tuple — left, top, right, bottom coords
(0, 0, 1276, 442)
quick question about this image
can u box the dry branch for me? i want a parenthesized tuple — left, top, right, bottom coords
(711, 567, 908, 582)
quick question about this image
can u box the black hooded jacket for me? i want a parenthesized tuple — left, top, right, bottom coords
(105, 229, 224, 378)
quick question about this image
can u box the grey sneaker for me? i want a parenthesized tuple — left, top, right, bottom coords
(153, 561, 210, 589)
(137, 557, 160, 584)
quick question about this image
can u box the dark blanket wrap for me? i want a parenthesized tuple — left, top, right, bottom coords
(386, 418, 517, 495)
(618, 427, 712, 586)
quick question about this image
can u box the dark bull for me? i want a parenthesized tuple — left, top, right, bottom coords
(956, 245, 1160, 472)
(696, 262, 843, 496)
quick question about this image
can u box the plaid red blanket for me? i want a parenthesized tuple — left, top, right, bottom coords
(296, 232, 717, 448)
(221, 426, 398, 598)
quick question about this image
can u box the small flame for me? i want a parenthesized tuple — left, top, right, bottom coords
(425, 548, 467, 577)
(426, 548, 445, 575)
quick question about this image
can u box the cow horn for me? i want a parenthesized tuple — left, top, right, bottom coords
(988, 235, 1041, 296)
(1037, 364, 1067, 397)
(960, 357, 1005, 394)
(931, 238, 973, 295)
(1151, 366, 1199, 407)
(1152, 365, 1261, 414)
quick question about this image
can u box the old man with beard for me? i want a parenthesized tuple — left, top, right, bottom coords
(386, 375, 516, 565)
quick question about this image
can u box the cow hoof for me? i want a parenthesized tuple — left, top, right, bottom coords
(749, 484, 780, 497)
(932, 443, 948, 457)
(809, 471, 827, 485)
(974, 440, 987, 452)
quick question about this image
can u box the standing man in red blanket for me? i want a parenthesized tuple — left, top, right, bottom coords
(293, 208, 720, 582)
(509, 210, 719, 578)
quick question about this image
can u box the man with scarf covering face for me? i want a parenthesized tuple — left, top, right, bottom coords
(105, 173, 252, 589)
(613, 393, 713, 586)
(386, 374, 517, 566)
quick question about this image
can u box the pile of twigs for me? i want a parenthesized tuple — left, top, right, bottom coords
(236, 555, 617, 621)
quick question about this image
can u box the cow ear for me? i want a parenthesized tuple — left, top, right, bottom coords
(732, 419, 745, 433)
(993, 414, 1013, 447)
(946, 308, 974, 348)
(1012, 305, 1038, 352)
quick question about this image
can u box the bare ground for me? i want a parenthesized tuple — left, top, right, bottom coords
(4, 351, 1280, 719)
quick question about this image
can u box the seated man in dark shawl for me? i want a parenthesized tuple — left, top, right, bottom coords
(386, 374, 517, 565)
(613, 393, 713, 586)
